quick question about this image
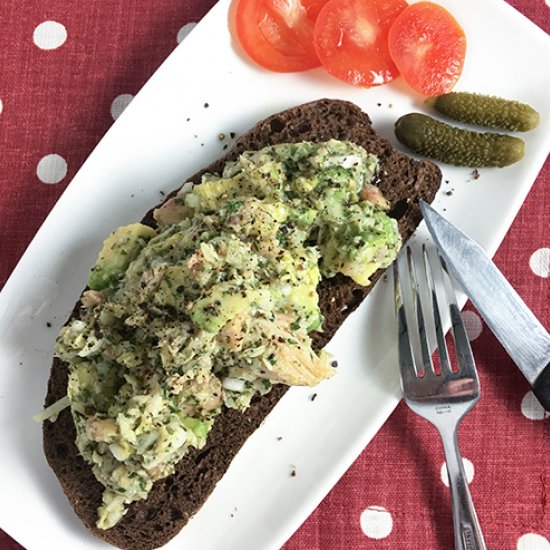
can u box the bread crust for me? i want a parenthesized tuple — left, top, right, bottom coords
(43, 99, 441, 550)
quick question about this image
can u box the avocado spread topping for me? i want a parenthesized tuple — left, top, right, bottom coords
(54, 140, 401, 528)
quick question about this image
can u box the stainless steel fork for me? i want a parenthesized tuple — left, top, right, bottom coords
(394, 245, 486, 550)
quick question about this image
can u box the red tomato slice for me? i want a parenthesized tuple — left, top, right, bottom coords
(388, 2, 466, 96)
(235, 0, 329, 72)
(313, 0, 408, 87)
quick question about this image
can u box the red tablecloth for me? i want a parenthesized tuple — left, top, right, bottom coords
(0, 1, 548, 549)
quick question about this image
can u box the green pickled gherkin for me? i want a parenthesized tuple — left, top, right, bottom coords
(394, 113, 525, 167)
(427, 92, 540, 132)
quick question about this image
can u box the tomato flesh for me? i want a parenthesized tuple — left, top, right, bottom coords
(235, 0, 329, 72)
(303, 0, 331, 20)
(388, 2, 467, 96)
(313, 0, 408, 87)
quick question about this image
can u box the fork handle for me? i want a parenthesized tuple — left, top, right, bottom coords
(440, 427, 487, 550)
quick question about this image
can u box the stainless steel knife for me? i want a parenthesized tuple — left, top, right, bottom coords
(420, 200, 550, 412)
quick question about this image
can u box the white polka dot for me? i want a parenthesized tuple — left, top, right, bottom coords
(110, 94, 134, 120)
(529, 248, 550, 278)
(517, 533, 550, 550)
(461, 310, 483, 341)
(441, 458, 474, 487)
(177, 22, 197, 44)
(0, 98, 3, 115)
(546, 0, 550, 8)
(360, 506, 393, 539)
(33, 21, 67, 50)
(37, 154, 67, 184)
(521, 391, 550, 421)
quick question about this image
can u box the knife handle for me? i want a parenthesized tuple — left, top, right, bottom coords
(533, 362, 550, 412)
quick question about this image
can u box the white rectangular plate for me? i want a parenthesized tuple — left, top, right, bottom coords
(1, 1, 549, 549)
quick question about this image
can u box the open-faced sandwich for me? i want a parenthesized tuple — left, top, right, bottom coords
(40, 99, 441, 549)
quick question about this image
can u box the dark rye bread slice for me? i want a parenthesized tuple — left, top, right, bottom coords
(43, 99, 441, 549)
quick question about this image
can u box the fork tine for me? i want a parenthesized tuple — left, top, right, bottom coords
(408, 247, 435, 378)
(394, 261, 420, 388)
(439, 256, 478, 378)
(423, 245, 453, 375)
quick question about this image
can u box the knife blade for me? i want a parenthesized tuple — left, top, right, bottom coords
(420, 200, 550, 412)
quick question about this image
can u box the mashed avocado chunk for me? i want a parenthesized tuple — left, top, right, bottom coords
(54, 140, 401, 529)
